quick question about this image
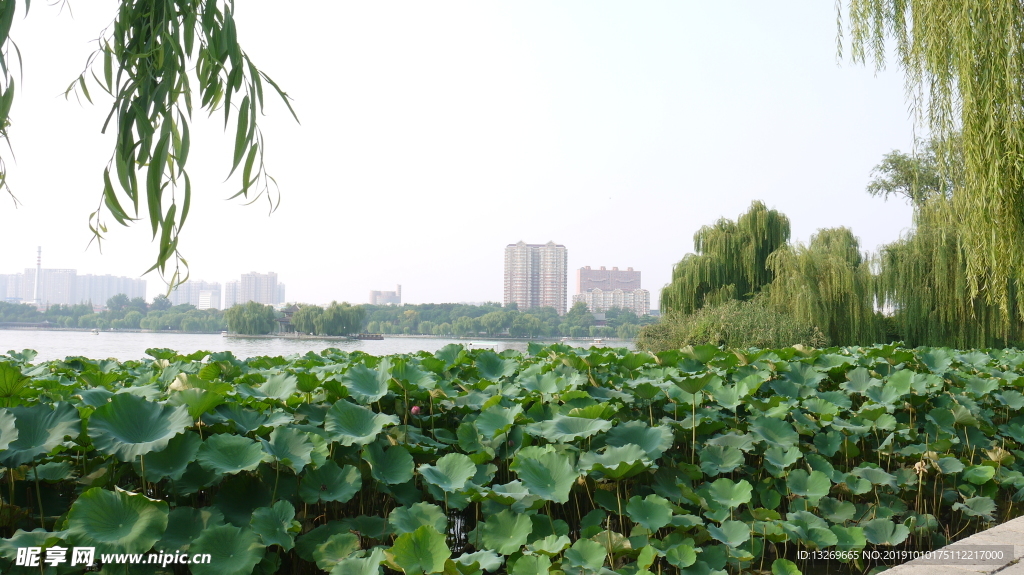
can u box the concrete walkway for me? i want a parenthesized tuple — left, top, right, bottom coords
(883, 516, 1024, 574)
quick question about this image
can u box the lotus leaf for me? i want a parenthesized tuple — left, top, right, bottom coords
(314, 533, 361, 570)
(477, 509, 532, 555)
(606, 421, 673, 459)
(197, 433, 265, 474)
(526, 414, 612, 442)
(214, 473, 273, 526)
(297, 521, 350, 561)
(664, 544, 697, 568)
(706, 478, 752, 509)
(934, 456, 965, 474)
(818, 497, 856, 523)
(830, 525, 866, 551)
(963, 465, 996, 485)
(261, 426, 314, 473)
(251, 500, 300, 550)
(771, 558, 801, 575)
(136, 430, 202, 481)
(562, 538, 607, 574)
(0, 408, 17, 451)
(475, 351, 517, 380)
(626, 494, 674, 531)
(340, 364, 390, 404)
(475, 404, 522, 439)
(528, 534, 571, 555)
(419, 453, 475, 492)
(861, 519, 910, 545)
(389, 502, 447, 535)
(364, 443, 415, 485)
(707, 520, 750, 547)
(331, 547, 387, 575)
(213, 403, 294, 433)
(171, 388, 225, 420)
(511, 554, 551, 575)
(0, 402, 80, 466)
(953, 496, 996, 520)
(325, 400, 399, 446)
(513, 449, 577, 503)
(243, 372, 298, 401)
(750, 417, 799, 448)
(456, 550, 504, 572)
(301, 461, 362, 503)
(159, 506, 225, 552)
(66, 487, 169, 555)
(388, 525, 450, 575)
(786, 470, 831, 500)
(579, 444, 649, 479)
(189, 524, 266, 575)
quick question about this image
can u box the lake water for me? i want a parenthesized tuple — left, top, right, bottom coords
(0, 330, 634, 362)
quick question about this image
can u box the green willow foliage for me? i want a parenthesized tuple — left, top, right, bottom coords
(660, 202, 790, 315)
(0, 1, 296, 284)
(768, 228, 881, 346)
(224, 301, 277, 335)
(844, 0, 1024, 319)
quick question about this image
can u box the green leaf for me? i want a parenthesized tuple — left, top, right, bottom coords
(578, 444, 649, 479)
(33, 461, 74, 481)
(88, 393, 190, 461)
(197, 433, 266, 475)
(314, 533, 361, 571)
(963, 465, 996, 485)
(475, 351, 517, 380)
(771, 558, 802, 575)
(364, 443, 415, 485)
(934, 457, 965, 474)
(456, 550, 504, 573)
(851, 466, 897, 489)
(700, 444, 745, 476)
(861, 519, 910, 546)
(664, 544, 697, 569)
(251, 500, 299, 550)
(953, 496, 996, 520)
(189, 524, 266, 575)
(0, 402, 80, 467)
(478, 509, 532, 555)
(750, 417, 799, 448)
(625, 494, 674, 531)
(341, 364, 390, 404)
(389, 503, 447, 535)
(331, 547, 386, 575)
(0, 361, 29, 407)
(830, 525, 866, 551)
(606, 421, 673, 459)
(511, 554, 550, 575)
(419, 453, 476, 493)
(388, 525, 451, 575)
(136, 430, 202, 481)
(786, 470, 831, 500)
(158, 507, 225, 552)
(562, 538, 607, 573)
(66, 487, 169, 555)
(170, 388, 225, 419)
(325, 400, 399, 446)
(513, 448, 578, 503)
(526, 414, 612, 442)
(475, 404, 522, 439)
(707, 520, 750, 547)
(261, 426, 314, 473)
(301, 460, 362, 504)
(706, 478, 753, 509)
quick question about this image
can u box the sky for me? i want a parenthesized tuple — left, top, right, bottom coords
(0, 2, 917, 308)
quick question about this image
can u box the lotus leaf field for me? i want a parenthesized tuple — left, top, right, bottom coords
(0, 342, 1023, 575)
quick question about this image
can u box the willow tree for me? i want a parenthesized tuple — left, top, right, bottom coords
(660, 201, 790, 314)
(0, 1, 295, 285)
(767, 227, 881, 345)
(845, 1, 1024, 318)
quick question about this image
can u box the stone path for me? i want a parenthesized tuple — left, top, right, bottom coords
(882, 516, 1024, 574)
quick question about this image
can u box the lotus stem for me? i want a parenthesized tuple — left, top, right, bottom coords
(33, 463, 44, 529)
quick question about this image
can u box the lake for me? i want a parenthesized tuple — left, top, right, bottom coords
(0, 330, 634, 362)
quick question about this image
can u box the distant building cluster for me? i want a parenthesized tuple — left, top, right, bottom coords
(502, 243, 651, 316)
(370, 285, 401, 305)
(224, 272, 286, 308)
(574, 266, 650, 316)
(169, 280, 223, 310)
(504, 241, 568, 315)
(0, 248, 146, 308)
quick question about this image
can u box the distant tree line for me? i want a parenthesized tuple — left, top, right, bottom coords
(0, 294, 226, 332)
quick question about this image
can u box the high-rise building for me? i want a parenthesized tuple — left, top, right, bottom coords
(224, 281, 239, 308)
(504, 241, 567, 315)
(577, 266, 641, 293)
(169, 280, 222, 309)
(76, 274, 146, 307)
(370, 285, 401, 305)
(21, 267, 77, 307)
(0, 273, 23, 302)
(236, 272, 281, 305)
(573, 288, 651, 316)
(277, 283, 286, 305)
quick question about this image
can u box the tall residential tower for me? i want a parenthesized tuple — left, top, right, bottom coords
(504, 241, 567, 315)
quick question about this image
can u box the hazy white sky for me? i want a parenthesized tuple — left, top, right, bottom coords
(0, 2, 916, 307)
